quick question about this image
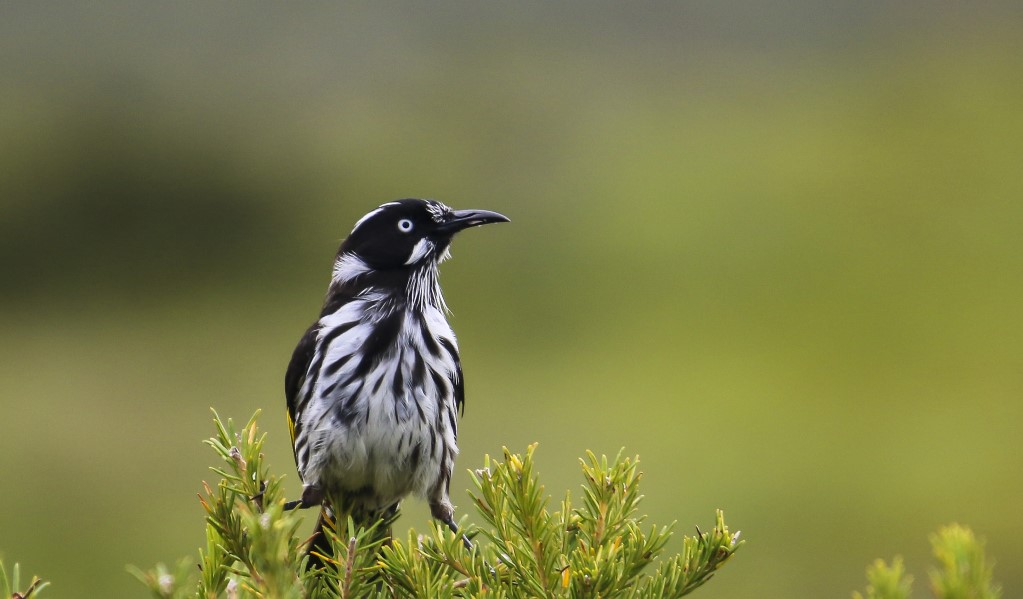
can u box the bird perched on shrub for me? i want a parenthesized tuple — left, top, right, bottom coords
(284, 198, 509, 561)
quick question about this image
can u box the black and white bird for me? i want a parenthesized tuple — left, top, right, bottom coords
(284, 198, 508, 558)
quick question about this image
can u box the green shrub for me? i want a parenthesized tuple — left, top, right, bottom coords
(853, 524, 1001, 599)
(131, 410, 743, 598)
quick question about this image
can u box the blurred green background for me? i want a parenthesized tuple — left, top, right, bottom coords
(2, 2, 1021, 597)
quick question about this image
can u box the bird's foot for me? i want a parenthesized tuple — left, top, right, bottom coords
(285, 485, 324, 511)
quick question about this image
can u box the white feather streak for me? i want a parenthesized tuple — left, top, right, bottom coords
(405, 238, 434, 265)
(332, 253, 371, 285)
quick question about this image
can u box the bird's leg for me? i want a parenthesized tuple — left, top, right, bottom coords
(430, 499, 473, 550)
(285, 485, 324, 511)
(438, 513, 473, 551)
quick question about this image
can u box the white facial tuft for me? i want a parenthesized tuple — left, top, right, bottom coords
(405, 238, 435, 265)
(332, 253, 372, 284)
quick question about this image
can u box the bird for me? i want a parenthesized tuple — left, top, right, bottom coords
(284, 198, 509, 562)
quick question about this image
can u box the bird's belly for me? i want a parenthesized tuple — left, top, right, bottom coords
(317, 401, 442, 507)
(298, 308, 462, 509)
(303, 349, 458, 509)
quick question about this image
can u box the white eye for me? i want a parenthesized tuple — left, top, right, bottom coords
(397, 218, 414, 233)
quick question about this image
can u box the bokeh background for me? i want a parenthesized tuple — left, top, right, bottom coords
(2, 2, 1021, 597)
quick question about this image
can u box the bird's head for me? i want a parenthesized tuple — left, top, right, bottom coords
(333, 199, 509, 284)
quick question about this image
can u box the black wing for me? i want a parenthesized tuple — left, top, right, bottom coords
(285, 323, 319, 450)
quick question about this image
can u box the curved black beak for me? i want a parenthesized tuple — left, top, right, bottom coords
(435, 209, 510, 234)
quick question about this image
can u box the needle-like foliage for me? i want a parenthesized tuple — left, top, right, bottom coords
(5, 410, 1005, 598)
(0, 561, 49, 599)
(853, 524, 1001, 599)
(129, 410, 743, 598)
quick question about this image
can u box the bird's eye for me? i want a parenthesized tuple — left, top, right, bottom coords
(397, 219, 414, 233)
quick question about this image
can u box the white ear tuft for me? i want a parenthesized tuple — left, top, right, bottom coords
(405, 238, 435, 265)
(332, 253, 372, 284)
